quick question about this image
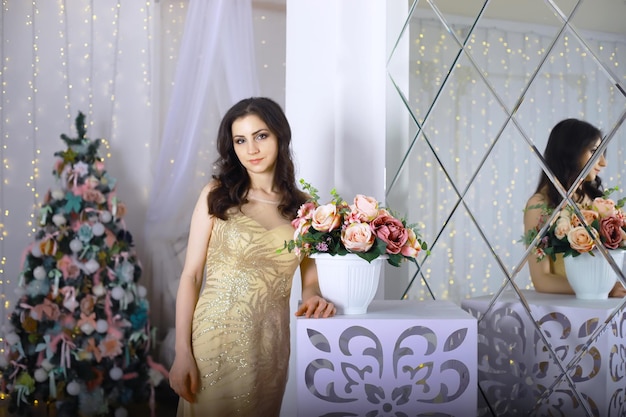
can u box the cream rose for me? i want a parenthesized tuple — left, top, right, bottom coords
(592, 197, 617, 219)
(567, 226, 598, 253)
(341, 222, 375, 253)
(311, 204, 341, 232)
(351, 195, 379, 222)
(554, 217, 572, 240)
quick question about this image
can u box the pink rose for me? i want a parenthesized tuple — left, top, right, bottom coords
(371, 210, 409, 254)
(592, 198, 617, 219)
(341, 222, 375, 252)
(567, 226, 598, 253)
(350, 195, 379, 222)
(401, 228, 422, 258)
(311, 204, 341, 232)
(570, 209, 598, 227)
(296, 202, 317, 220)
(554, 217, 572, 240)
(599, 216, 624, 249)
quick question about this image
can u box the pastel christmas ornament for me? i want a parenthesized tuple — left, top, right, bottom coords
(51, 189, 65, 200)
(66, 381, 81, 396)
(69, 239, 83, 253)
(92, 222, 105, 236)
(95, 319, 108, 333)
(31, 244, 42, 258)
(100, 210, 112, 223)
(111, 286, 125, 300)
(80, 322, 95, 335)
(109, 366, 123, 381)
(34, 368, 48, 382)
(52, 213, 67, 227)
(33, 266, 47, 281)
(92, 284, 105, 297)
(84, 258, 100, 274)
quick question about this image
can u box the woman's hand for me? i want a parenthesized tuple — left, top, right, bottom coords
(296, 295, 336, 318)
(169, 353, 200, 403)
(609, 281, 626, 298)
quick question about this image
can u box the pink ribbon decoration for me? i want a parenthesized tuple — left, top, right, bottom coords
(60, 286, 79, 312)
(78, 312, 97, 330)
(50, 333, 75, 370)
(9, 361, 27, 380)
(85, 338, 103, 363)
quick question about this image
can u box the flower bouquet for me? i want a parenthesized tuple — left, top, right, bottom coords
(282, 180, 428, 267)
(522, 187, 626, 261)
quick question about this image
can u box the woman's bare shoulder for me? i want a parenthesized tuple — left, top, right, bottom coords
(525, 193, 547, 211)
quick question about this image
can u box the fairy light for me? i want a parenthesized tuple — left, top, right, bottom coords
(28, 0, 40, 236)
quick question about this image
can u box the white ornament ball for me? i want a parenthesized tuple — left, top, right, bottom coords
(114, 408, 128, 417)
(111, 286, 125, 301)
(41, 358, 54, 371)
(92, 284, 106, 297)
(66, 380, 81, 396)
(109, 366, 123, 381)
(52, 213, 67, 227)
(80, 322, 95, 335)
(33, 266, 47, 280)
(137, 285, 147, 298)
(100, 211, 112, 223)
(92, 222, 105, 237)
(31, 244, 42, 258)
(51, 189, 65, 200)
(5, 332, 19, 346)
(14, 287, 26, 297)
(95, 319, 109, 333)
(69, 239, 83, 253)
(85, 259, 100, 274)
(34, 368, 48, 382)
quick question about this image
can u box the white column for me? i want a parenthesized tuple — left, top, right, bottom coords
(283, 2, 407, 416)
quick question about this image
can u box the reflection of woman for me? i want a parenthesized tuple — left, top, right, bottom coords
(168, 97, 336, 417)
(523, 118, 625, 296)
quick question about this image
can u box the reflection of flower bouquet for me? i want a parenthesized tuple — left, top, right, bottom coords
(523, 187, 626, 261)
(282, 180, 428, 267)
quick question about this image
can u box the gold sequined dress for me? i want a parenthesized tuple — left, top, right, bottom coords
(177, 212, 299, 417)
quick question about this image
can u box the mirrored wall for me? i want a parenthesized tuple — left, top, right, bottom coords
(386, 0, 626, 415)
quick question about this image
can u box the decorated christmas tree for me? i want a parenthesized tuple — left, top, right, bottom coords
(0, 113, 167, 417)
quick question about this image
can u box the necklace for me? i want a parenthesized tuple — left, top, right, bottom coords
(247, 195, 280, 205)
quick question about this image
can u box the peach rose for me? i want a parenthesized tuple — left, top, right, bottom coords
(599, 216, 624, 249)
(311, 204, 341, 233)
(83, 189, 106, 204)
(350, 195, 379, 222)
(570, 210, 598, 227)
(592, 198, 617, 219)
(567, 226, 598, 253)
(80, 295, 96, 315)
(371, 210, 408, 254)
(341, 222, 375, 253)
(114, 202, 127, 219)
(401, 228, 422, 258)
(554, 217, 572, 240)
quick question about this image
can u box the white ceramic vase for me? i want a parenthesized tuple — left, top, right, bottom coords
(563, 250, 625, 300)
(310, 253, 386, 315)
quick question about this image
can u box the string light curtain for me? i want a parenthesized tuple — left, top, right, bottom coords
(0, 0, 157, 329)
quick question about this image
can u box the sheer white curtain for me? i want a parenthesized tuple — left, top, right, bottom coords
(144, 0, 259, 352)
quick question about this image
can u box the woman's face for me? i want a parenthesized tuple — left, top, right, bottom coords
(231, 114, 279, 176)
(580, 137, 607, 182)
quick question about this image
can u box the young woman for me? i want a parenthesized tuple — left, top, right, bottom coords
(168, 97, 336, 416)
(523, 118, 625, 297)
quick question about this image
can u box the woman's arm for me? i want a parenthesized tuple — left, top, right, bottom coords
(169, 183, 216, 402)
(295, 257, 336, 318)
(523, 194, 574, 294)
